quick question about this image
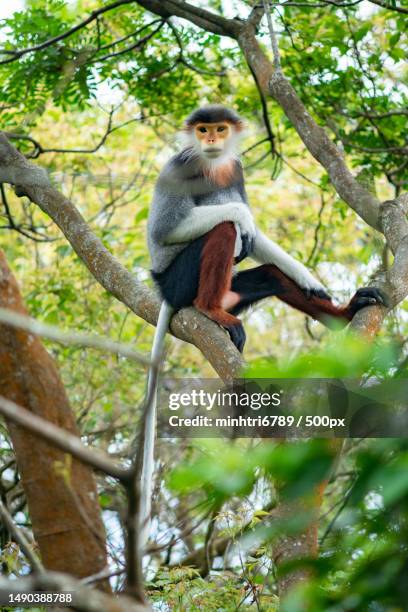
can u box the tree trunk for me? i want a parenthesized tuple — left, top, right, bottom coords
(0, 249, 109, 588)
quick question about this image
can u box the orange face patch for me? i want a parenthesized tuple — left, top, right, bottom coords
(194, 122, 231, 146)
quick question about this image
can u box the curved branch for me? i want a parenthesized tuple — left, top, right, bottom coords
(0, 499, 44, 573)
(0, 572, 149, 612)
(0, 0, 138, 66)
(368, 0, 408, 14)
(5, 110, 114, 157)
(0, 395, 129, 480)
(236, 28, 381, 229)
(0, 132, 244, 380)
(91, 20, 165, 63)
(134, 1, 381, 228)
(135, 0, 241, 36)
(166, 20, 226, 76)
(5, 113, 155, 158)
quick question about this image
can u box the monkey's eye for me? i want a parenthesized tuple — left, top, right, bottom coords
(198, 127, 207, 133)
(217, 126, 226, 132)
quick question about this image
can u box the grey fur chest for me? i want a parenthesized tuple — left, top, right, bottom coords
(193, 185, 245, 207)
(147, 154, 249, 273)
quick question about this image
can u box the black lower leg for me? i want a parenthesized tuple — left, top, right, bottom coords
(230, 265, 283, 316)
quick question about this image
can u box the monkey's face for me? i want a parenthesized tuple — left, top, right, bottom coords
(194, 122, 232, 159)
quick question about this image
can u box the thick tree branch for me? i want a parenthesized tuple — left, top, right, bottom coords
(0, 396, 129, 481)
(134, 0, 242, 36)
(236, 28, 380, 228)
(350, 193, 408, 334)
(0, 133, 244, 380)
(135, 1, 381, 229)
(0, 573, 150, 612)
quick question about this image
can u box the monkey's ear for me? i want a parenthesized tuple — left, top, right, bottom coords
(177, 128, 196, 150)
(234, 120, 245, 132)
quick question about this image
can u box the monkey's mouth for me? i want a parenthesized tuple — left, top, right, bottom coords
(204, 148, 222, 157)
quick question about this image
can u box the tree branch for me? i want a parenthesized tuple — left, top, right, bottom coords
(132, 1, 381, 229)
(134, 0, 241, 37)
(0, 395, 129, 481)
(0, 307, 149, 366)
(0, 132, 244, 380)
(236, 28, 381, 228)
(0, 0, 139, 66)
(350, 193, 408, 334)
(368, 0, 408, 14)
(91, 20, 165, 63)
(5, 111, 114, 158)
(262, 0, 282, 74)
(5, 113, 155, 158)
(0, 499, 44, 574)
(0, 572, 150, 612)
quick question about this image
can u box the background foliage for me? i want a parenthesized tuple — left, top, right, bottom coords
(0, 0, 407, 609)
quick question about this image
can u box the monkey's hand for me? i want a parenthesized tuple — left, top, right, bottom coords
(234, 227, 255, 263)
(230, 205, 256, 263)
(235, 205, 256, 240)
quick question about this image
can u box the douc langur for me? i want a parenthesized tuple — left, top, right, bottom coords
(139, 105, 386, 545)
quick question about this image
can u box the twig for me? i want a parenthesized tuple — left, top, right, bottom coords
(81, 566, 124, 585)
(203, 506, 219, 576)
(5, 110, 115, 158)
(0, 0, 137, 66)
(0, 184, 53, 242)
(0, 396, 129, 481)
(246, 62, 279, 175)
(0, 500, 44, 573)
(241, 137, 270, 156)
(262, 0, 282, 74)
(92, 21, 165, 63)
(166, 19, 226, 76)
(319, 479, 357, 545)
(306, 194, 327, 265)
(0, 307, 150, 366)
(368, 0, 408, 14)
(98, 19, 164, 51)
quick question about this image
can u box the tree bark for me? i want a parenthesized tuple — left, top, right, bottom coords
(0, 250, 109, 586)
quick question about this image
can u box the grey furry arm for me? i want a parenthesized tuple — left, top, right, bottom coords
(252, 228, 326, 292)
(165, 202, 255, 244)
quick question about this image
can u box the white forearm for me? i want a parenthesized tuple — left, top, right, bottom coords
(165, 203, 254, 244)
(252, 229, 325, 291)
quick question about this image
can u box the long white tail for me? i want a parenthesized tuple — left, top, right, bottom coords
(139, 300, 174, 549)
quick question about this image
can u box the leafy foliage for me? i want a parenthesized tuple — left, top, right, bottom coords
(1, 0, 408, 609)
